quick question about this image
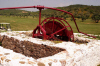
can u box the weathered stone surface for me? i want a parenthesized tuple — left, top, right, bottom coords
(5, 59, 11, 62)
(19, 61, 25, 64)
(22, 32, 32, 37)
(28, 61, 35, 64)
(1, 56, 6, 61)
(0, 54, 3, 56)
(48, 62, 52, 66)
(0, 35, 3, 43)
(4, 53, 10, 55)
(74, 37, 89, 44)
(2, 35, 65, 59)
(60, 59, 66, 66)
(37, 62, 45, 66)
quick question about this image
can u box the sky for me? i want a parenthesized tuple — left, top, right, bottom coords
(0, 0, 100, 11)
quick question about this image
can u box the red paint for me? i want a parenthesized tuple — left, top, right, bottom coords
(0, 5, 96, 41)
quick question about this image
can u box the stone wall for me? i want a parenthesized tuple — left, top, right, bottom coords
(0, 35, 3, 43)
(1, 35, 65, 59)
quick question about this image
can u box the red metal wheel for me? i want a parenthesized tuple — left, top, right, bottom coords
(42, 20, 73, 41)
(33, 17, 74, 41)
(41, 17, 74, 41)
(43, 21, 65, 40)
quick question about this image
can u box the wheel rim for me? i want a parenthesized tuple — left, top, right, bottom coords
(42, 21, 68, 40)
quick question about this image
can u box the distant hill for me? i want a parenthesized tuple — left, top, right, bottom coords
(41, 4, 100, 14)
(31, 4, 100, 18)
(0, 9, 30, 16)
(0, 4, 100, 18)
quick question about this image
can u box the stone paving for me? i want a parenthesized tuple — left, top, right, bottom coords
(0, 31, 100, 66)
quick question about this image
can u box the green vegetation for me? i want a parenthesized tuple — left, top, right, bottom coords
(0, 4, 100, 23)
(97, 64, 100, 66)
(0, 16, 39, 31)
(0, 42, 2, 46)
(0, 4, 100, 35)
(95, 35, 100, 40)
(0, 15, 100, 35)
(68, 18, 100, 35)
(52, 41, 63, 44)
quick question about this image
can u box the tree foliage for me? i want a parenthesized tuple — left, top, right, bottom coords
(0, 4, 100, 23)
(92, 13, 100, 23)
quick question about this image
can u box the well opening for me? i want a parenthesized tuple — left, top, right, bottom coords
(0, 34, 65, 59)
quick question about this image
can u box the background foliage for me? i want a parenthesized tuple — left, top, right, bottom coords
(0, 4, 100, 35)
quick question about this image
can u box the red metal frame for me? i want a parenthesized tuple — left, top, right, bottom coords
(0, 5, 96, 41)
(40, 17, 74, 41)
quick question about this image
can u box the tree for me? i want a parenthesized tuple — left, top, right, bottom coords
(77, 13, 86, 22)
(92, 13, 100, 23)
(81, 15, 86, 22)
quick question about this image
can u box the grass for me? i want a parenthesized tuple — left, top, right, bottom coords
(67, 18, 100, 35)
(0, 15, 100, 35)
(0, 16, 39, 31)
(0, 42, 2, 46)
(95, 35, 100, 40)
(97, 64, 100, 66)
(52, 40, 63, 44)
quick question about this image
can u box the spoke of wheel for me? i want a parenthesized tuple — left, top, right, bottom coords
(53, 25, 59, 33)
(52, 18, 55, 33)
